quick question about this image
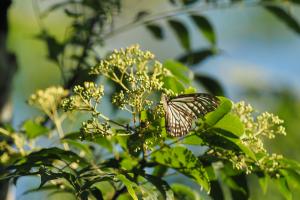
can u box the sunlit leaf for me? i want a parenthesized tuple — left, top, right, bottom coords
(120, 157, 138, 171)
(163, 76, 185, 93)
(213, 113, 244, 137)
(275, 177, 292, 200)
(171, 183, 199, 200)
(204, 97, 232, 126)
(182, 135, 204, 145)
(117, 174, 138, 200)
(152, 146, 210, 191)
(23, 120, 49, 139)
(225, 137, 256, 160)
(163, 59, 191, 84)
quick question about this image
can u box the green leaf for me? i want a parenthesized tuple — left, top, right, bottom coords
(227, 174, 249, 200)
(190, 15, 216, 45)
(23, 185, 74, 196)
(152, 146, 210, 191)
(10, 147, 89, 172)
(64, 131, 113, 152)
(275, 177, 292, 200)
(204, 97, 232, 126)
(177, 49, 216, 66)
(140, 110, 148, 122)
(143, 174, 174, 199)
(265, 5, 300, 35)
(171, 183, 199, 200)
(120, 157, 138, 171)
(23, 120, 49, 139)
(213, 113, 244, 138)
(168, 19, 191, 51)
(90, 187, 104, 200)
(258, 174, 269, 194)
(280, 158, 300, 172)
(280, 169, 300, 189)
(194, 74, 224, 96)
(221, 174, 247, 195)
(146, 24, 164, 39)
(95, 137, 113, 152)
(225, 137, 256, 161)
(205, 165, 217, 181)
(163, 76, 185, 93)
(117, 174, 138, 200)
(182, 135, 204, 145)
(152, 165, 168, 177)
(63, 139, 92, 157)
(184, 87, 197, 94)
(38, 167, 77, 188)
(163, 59, 191, 84)
(63, 132, 81, 140)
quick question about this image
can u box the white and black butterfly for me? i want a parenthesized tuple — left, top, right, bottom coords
(161, 93, 219, 137)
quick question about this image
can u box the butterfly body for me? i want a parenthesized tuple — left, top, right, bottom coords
(162, 93, 219, 137)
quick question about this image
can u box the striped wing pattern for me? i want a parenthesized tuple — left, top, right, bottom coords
(162, 93, 219, 137)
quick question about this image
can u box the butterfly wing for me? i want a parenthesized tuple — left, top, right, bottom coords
(170, 93, 219, 117)
(163, 93, 219, 137)
(165, 100, 195, 137)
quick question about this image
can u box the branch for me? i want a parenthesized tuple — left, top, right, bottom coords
(101, 0, 286, 40)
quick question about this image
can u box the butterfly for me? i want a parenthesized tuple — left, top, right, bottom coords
(161, 93, 220, 137)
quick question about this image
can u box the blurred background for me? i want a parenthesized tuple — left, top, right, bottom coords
(2, 0, 300, 199)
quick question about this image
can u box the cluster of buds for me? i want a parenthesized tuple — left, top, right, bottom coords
(90, 45, 171, 112)
(233, 101, 286, 154)
(28, 86, 68, 117)
(62, 82, 104, 113)
(80, 118, 111, 139)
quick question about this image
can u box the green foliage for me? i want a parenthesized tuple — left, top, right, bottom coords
(168, 19, 191, 51)
(3, 0, 300, 199)
(1, 45, 300, 200)
(23, 120, 49, 139)
(152, 146, 210, 191)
